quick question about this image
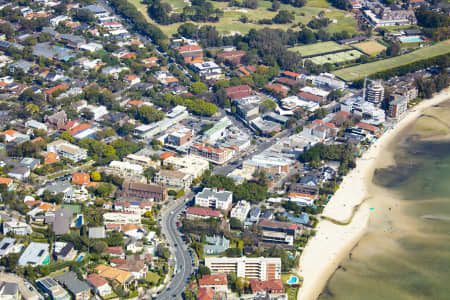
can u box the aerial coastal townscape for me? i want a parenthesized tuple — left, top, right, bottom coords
(0, 0, 448, 299)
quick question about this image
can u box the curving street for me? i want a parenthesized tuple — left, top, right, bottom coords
(155, 195, 194, 299)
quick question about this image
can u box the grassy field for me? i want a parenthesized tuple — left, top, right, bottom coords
(352, 40, 387, 55)
(310, 49, 363, 64)
(333, 39, 450, 81)
(289, 41, 349, 57)
(128, 0, 358, 36)
(146, 271, 161, 284)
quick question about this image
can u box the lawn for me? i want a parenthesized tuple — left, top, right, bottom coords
(333, 39, 450, 81)
(289, 41, 349, 57)
(309, 49, 363, 65)
(281, 273, 302, 300)
(146, 271, 161, 284)
(128, 0, 358, 36)
(352, 40, 387, 55)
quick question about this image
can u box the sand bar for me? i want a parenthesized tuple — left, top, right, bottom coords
(297, 89, 450, 300)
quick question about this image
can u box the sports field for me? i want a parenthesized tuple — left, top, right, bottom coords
(289, 41, 350, 57)
(309, 49, 363, 65)
(333, 40, 450, 81)
(352, 40, 387, 55)
(128, 0, 358, 36)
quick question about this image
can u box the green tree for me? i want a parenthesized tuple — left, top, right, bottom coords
(190, 82, 208, 95)
(59, 132, 75, 143)
(90, 171, 101, 182)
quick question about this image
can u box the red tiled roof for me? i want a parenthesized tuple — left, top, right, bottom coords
(265, 84, 289, 96)
(199, 274, 228, 286)
(70, 123, 92, 135)
(250, 279, 285, 294)
(178, 45, 202, 53)
(191, 143, 224, 154)
(229, 91, 252, 101)
(120, 52, 135, 59)
(276, 77, 297, 87)
(197, 287, 215, 300)
(186, 207, 221, 218)
(224, 85, 252, 96)
(87, 274, 108, 288)
(356, 122, 379, 133)
(297, 91, 323, 103)
(259, 218, 298, 230)
(217, 50, 245, 58)
(124, 74, 139, 81)
(105, 246, 124, 255)
(282, 71, 301, 78)
(72, 172, 90, 185)
(43, 85, 68, 95)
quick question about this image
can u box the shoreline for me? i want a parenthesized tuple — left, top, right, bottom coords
(296, 89, 450, 300)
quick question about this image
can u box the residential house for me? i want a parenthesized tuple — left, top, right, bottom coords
(95, 265, 135, 289)
(55, 272, 91, 300)
(3, 220, 32, 236)
(177, 44, 203, 64)
(36, 277, 70, 300)
(250, 279, 285, 296)
(191, 61, 223, 80)
(0, 238, 17, 257)
(72, 173, 90, 185)
(86, 274, 113, 297)
(18, 242, 50, 266)
(55, 242, 77, 261)
(217, 50, 245, 65)
(45, 208, 73, 235)
(198, 274, 228, 292)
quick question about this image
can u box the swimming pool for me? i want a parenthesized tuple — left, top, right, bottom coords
(287, 275, 299, 285)
(76, 255, 84, 262)
(400, 36, 423, 43)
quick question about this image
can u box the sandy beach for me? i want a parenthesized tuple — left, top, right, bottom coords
(297, 89, 450, 300)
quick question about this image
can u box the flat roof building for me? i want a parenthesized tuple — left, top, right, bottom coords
(205, 256, 281, 281)
(19, 242, 50, 267)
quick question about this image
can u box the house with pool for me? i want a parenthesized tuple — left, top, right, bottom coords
(18, 242, 50, 266)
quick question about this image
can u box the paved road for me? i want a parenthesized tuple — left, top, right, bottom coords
(0, 272, 43, 300)
(155, 195, 194, 299)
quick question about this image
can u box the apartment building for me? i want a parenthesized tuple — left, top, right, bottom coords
(258, 219, 301, 246)
(153, 169, 192, 189)
(389, 95, 408, 118)
(195, 188, 233, 211)
(47, 140, 87, 162)
(230, 200, 251, 222)
(3, 220, 32, 236)
(205, 256, 282, 281)
(189, 143, 233, 164)
(163, 155, 209, 179)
